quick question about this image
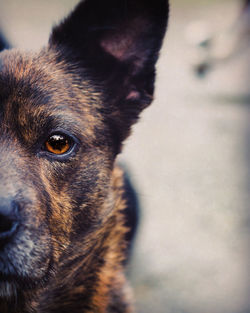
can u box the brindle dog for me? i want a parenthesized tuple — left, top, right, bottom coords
(0, 0, 168, 312)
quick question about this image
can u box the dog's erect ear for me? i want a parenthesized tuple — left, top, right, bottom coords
(49, 0, 168, 148)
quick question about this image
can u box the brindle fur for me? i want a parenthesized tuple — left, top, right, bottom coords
(0, 0, 168, 312)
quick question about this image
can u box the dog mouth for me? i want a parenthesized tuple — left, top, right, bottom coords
(0, 270, 51, 290)
(0, 273, 50, 299)
(0, 227, 54, 297)
(0, 256, 53, 281)
(0, 255, 54, 299)
(0, 272, 39, 288)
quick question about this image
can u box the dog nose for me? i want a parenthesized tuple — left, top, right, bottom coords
(0, 198, 19, 242)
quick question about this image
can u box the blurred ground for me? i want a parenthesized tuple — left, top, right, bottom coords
(0, 0, 249, 312)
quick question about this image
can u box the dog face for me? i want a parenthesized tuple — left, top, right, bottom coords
(0, 50, 115, 296)
(0, 0, 168, 300)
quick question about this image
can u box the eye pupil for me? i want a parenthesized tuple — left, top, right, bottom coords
(45, 134, 71, 155)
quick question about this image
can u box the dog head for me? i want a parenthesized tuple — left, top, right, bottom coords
(0, 0, 168, 299)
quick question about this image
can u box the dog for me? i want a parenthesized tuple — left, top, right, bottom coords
(0, 0, 168, 312)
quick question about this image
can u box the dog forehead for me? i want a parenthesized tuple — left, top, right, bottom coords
(0, 49, 107, 143)
(0, 49, 70, 99)
(0, 49, 99, 110)
(0, 49, 106, 144)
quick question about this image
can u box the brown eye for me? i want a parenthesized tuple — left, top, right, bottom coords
(45, 134, 71, 155)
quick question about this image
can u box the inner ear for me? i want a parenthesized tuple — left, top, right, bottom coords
(100, 17, 149, 66)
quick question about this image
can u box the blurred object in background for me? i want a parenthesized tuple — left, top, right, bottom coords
(0, 30, 10, 51)
(186, 0, 250, 77)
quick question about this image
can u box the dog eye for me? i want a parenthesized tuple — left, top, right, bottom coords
(45, 134, 71, 155)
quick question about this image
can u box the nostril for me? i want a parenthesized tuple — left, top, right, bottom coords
(0, 199, 19, 240)
(0, 214, 15, 233)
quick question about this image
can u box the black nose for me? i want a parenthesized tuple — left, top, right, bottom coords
(0, 198, 19, 243)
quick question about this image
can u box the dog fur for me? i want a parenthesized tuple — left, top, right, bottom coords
(0, 0, 168, 312)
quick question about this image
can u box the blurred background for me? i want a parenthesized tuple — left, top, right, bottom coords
(0, 0, 249, 312)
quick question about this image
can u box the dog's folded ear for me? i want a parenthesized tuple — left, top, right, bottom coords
(49, 0, 168, 148)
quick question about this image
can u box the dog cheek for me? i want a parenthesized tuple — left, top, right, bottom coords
(39, 163, 74, 239)
(49, 191, 74, 262)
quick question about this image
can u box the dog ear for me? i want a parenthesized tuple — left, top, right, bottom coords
(49, 0, 168, 149)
